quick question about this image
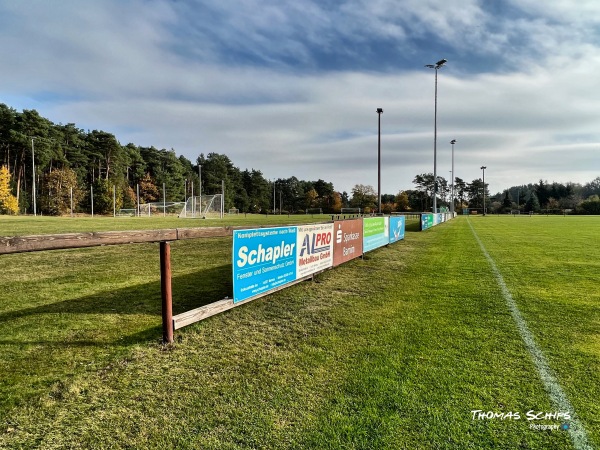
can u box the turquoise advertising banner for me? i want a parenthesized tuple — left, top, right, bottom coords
(232, 226, 297, 303)
(421, 213, 434, 230)
(389, 216, 406, 243)
(363, 217, 389, 252)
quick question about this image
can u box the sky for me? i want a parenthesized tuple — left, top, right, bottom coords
(1, 0, 599, 196)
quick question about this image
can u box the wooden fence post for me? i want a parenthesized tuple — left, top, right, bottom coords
(160, 241, 174, 343)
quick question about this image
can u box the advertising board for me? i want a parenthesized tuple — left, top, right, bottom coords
(363, 217, 389, 253)
(389, 216, 406, 244)
(333, 219, 363, 267)
(421, 213, 434, 231)
(296, 223, 334, 278)
(232, 226, 297, 303)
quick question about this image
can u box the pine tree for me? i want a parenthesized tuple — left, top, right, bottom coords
(525, 192, 541, 213)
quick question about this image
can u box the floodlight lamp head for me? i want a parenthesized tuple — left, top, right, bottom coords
(481, 166, 487, 170)
(376, 108, 383, 114)
(450, 139, 456, 144)
(426, 59, 447, 69)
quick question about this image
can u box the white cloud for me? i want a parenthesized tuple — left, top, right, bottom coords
(0, 0, 598, 197)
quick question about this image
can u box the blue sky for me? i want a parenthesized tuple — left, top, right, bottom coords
(1, 0, 599, 195)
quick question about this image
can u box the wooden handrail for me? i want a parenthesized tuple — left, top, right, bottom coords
(0, 227, 242, 255)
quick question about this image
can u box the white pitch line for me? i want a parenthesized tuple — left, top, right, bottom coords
(468, 219, 593, 450)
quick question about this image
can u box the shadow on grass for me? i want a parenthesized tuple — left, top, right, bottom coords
(405, 220, 422, 232)
(0, 264, 232, 338)
(0, 264, 232, 414)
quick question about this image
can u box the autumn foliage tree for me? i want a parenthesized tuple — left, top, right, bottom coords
(0, 165, 18, 214)
(40, 167, 83, 215)
(139, 173, 159, 203)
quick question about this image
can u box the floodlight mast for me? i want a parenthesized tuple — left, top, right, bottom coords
(481, 165, 487, 216)
(450, 139, 456, 215)
(376, 108, 384, 214)
(425, 58, 447, 213)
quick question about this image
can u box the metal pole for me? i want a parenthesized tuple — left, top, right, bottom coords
(184, 180, 187, 218)
(70, 186, 73, 217)
(450, 140, 456, 215)
(481, 166, 487, 216)
(113, 185, 116, 217)
(199, 164, 202, 217)
(31, 138, 36, 216)
(221, 179, 225, 219)
(425, 60, 447, 213)
(163, 182, 166, 217)
(273, 180, 276, 214)
(433, 68, 438, 213)
(136, 183, 140, 217)
(91, 185, 94, 217)
(376, 108, 383, 214)
(160, 241, 174, 344)
(191, 180, 194, 218)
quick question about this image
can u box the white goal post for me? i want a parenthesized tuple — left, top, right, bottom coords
(138, 202, 186, 217)
(179, 194, 224, 218)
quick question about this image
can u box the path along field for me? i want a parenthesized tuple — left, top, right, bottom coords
(0, 215, 598, 449)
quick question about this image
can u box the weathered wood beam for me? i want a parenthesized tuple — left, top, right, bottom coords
(0, 227, 241, 255)
(172, 276, 314, 330)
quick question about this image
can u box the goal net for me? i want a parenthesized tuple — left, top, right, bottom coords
(305, 208, 323, 215)
(138, 202, 186, 217)
(341, 207, 361, 214)
(116, 208, 136, 217)
(228, 208, 239, 215)
(179, 194, 224, 218)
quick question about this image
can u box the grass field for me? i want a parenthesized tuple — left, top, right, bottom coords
(0, 213, 340, 236)
(0, 215, 598, 449)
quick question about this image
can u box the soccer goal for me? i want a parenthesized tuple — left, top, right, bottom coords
(341, 207, 361, 215)
(228, 208, 239, 215)
(116, 208, 136, 217)
(511, 210, 520, 216)
(139, 202, 186, 217)
(179, 194, 224, 218)
(305, 208, 323, 215)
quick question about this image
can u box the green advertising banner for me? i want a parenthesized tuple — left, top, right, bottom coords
(363, 217, 389, 252)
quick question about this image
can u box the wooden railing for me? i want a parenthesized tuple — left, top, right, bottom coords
(0, 227, 242, 255)
(0, 226, 255, 343)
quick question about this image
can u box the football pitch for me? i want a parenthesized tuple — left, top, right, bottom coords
(0, 215, 598, 449)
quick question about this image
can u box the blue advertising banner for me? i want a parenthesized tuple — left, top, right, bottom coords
(232, 226, 297, 303)
(389, 216, 406, 243)
(363, 217, 389, 253)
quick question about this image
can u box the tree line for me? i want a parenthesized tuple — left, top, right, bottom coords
(401, 173, 600, 214)
(0, 104, 344, 215)
(0, 103, 598, 215)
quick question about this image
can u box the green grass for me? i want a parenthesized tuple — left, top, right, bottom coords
(0, 215, 598, 449)
(0, 213, 341, 236)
